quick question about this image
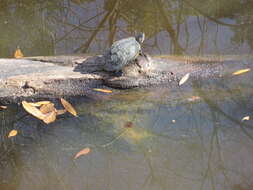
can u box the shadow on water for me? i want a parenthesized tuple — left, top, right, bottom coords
(1, 0, 253, 189)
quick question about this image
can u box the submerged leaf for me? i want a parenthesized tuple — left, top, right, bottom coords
(60, 98, 77, 117)
(40, 103, 56, 114)
(232, 68, 251, 76)
(124, 121, 133, 128)
(74, 147, 91, 159)
(93, 88, 113, 93)
(8, 130, 18, 138)
(179, 73, 190, 86)
(14, 48, 24, 58)
(22, 101, 46, 120)
(242, 116, 250, 121)
(43, 111, 57, 124)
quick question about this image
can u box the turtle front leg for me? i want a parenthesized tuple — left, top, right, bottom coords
(134, 51, 148, 68)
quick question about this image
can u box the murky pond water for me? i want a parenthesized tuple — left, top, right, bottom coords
(1, 0, 253, 189)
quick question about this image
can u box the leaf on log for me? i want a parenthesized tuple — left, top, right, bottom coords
(179, 73, 190, 86)
(8, 130, 18, 138)
(22, 101, 46, 120)
(232, 68, 250, 76)
(93, 88, 113, 93)
(14, 48, 24, 58)
(43, 111, 57, 124)
(60, 98, 77, 117)
(74, 147, 91, 159)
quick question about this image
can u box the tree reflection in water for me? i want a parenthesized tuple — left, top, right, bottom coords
(0, 0, 252, 57)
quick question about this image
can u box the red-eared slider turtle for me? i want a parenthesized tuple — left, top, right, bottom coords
(103, 33, 145, 72)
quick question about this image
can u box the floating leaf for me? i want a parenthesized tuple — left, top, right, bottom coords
(8, 130, 18, 138)
(187, 96, 201, 102)
(22, 101, 46, 120)
(232, 68, 251, 76)
(93, 88, 113, 93)
(28, 101, 51, 107)
(242, 116, 250, 121)
(56, 109, 67, 115)
(179, 73, 190, 86)
(14, 48, 24, 58)
(60, 98, 77, 117)
(43, 111, 57, 124)
(0, 105, 7, 109)
(40, 103, 56, 114)
(74, 147, 90, 159)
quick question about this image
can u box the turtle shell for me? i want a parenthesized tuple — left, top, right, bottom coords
(103, 37, 141, 72)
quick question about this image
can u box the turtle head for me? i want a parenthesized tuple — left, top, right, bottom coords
(135, 33, 145, 44)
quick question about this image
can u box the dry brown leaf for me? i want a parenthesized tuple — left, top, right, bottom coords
(242, 116, 250, 121)
(43, 111, 57, 124)
(8, 130, 18, 138)
(40, 103, 56, 114)
(74, 147, 90, 159)
(22, 101, 46, 120)
(28, 101, 51, 107)
(0, 105, 7, 109)
(56, 109, 67, 115)
(93, 88, 113, 93)
(179, 73, 190, 86)
(232, 68, 251, 76)
(60, 98, 77, 117)
(14, 48, 24, 58)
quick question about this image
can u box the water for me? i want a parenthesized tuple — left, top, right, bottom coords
(1, 0, 253, 189)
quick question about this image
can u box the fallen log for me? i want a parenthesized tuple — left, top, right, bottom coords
(0, 55, 252, 104)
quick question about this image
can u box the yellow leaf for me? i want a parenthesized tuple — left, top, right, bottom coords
(40, 103, 56, 114)
(14, 48, 24, 58)
(179, 73, 190, 86)
(8, 130, 18, 138)
(43, 111, 57, 124)
(93, 88, 113, 93)
(22, 101, 46, 120)
(56, 109, 67, 115)
(232, 68, 251, 76)
(0, 105, 7, 109)
(28, 101, 51, 107)
(242, 116, 250, 121)
(60, 98, 77, 117)
(74, 147, 90, 159)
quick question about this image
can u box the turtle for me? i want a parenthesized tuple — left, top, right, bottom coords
(103, 33, 145, 73)
(121, 53, 152, 77)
